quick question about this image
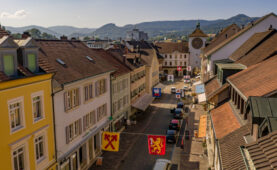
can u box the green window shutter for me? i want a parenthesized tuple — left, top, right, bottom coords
(3, 55, 14, 76)
(27, 54, 36, 72)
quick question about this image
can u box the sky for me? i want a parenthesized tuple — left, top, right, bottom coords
(0, 0, 276, 28)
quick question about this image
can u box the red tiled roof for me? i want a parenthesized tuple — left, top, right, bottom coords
(244, 130, 277, 169)
(155, 42, 189, 53)
(229, 29, 274, 61)
(204, 13, 277, 56)
(211, 102, 241, 139)
(204, 76, 221, 98)
(189, 28, 208, 37)
(92, 49, 131, 77)
(36, 39, 116, 85)
(219, 124, 251, 170)
(228, 55, 277, 98)
(204, 24, 241, 54)
(235, 31, 277, 67)
(0, 27, 10, 38)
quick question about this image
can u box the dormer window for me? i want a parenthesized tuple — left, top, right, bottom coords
(3, 54, 15, 76)
(27, 53, 36, 72)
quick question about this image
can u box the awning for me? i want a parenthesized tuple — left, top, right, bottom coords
(198, 115, 207, 138)
(195, 84, 205, 94)
(198, 93, 206, 103)
(132, 93, 154, 111)
(154, 83, 166, 90)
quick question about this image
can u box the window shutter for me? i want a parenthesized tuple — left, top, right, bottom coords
(77, 88, 80, 106)
(95, 81, 99, 97)
(64, 92, 68, 111)
(65, 126, 69, 144)
(83, 116, 86, 131)
(79, 118, 82, 134)
(104, 103, 107, 116)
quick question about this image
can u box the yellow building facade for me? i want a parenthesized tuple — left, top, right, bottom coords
(0, 74, 56, 170)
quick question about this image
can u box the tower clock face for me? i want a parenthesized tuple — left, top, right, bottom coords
(192, 38, 203, 49)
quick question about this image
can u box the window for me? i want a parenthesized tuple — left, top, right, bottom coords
(27, 54, 36, 72)
(35, 135, 45, 161)
(164, 61, 167, 66)
(83, 111, 96, 131)
(3, 55, 14, 76)
(84, 83, 93, 102)
(33, 96, 43, 121)
(165, 54, 167, 58)
(66, 119, 82, 143)
(97, 104, 107, 122)
(169, 55, 172, 59)
(175, 61, 177, 65)
(175, 55, 177, 59)
(64, 88, 80, 111)
(9, 101, 23, 131)
(184, 54, 186, 58)
(12, 146, 25, 170)
(83, 114, 90, 131)
(170, 62, 172, 66)
(95, 79, 106, 96)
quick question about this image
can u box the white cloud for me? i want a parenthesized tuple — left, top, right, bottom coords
(0, 10, 27, 19)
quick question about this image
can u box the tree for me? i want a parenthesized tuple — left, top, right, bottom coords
(83, 36, 90, 41)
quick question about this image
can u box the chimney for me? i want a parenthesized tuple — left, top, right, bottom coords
(60, 35, 68, 40)
(269, 24, 273, 30)
(22, 31, 31, 39)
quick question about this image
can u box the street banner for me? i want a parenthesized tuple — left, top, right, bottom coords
(187, 66, 191, 71)
(102, 132, 120, 152)
(148, 135, 166, 155)
(177, 66, 182, 71)
(152, 88, 161, 98)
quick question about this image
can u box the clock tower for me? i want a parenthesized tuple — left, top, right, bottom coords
(188, 22, 207, 71)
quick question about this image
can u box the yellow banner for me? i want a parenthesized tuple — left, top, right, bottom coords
(101, 132, 120, 152)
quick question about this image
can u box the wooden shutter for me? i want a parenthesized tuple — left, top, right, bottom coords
(77, 88, 80, 106)
(65, 126, 69, 144)
(104, 103, 107, 116)
(79, 118, 82, 134)
(83, 116, 86, 131)
(95, 81, 99, 97)
(64, 92, 68, 111)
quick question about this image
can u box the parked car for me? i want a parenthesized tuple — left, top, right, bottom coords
(174, 108, 183, 119)
(177, 102, 184, 109)
(170, 107, 176, 113)
(171, 87, 176, 93)
(166, 130, 177, 143)
(153, 159, 172, 170)
(169, 119, 181, 131)
(183, 86, 189, 91)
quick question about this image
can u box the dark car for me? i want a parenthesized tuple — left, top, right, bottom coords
(177, 102, 184, 109)
(170, 107, 176, 113)
(169, 119, 181, 131)
(174, 108, 183, 119)
(166, 130, 177, 143)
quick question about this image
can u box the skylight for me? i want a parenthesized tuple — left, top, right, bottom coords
(56, 58, 66, 66)
(86, 56, 95, 63)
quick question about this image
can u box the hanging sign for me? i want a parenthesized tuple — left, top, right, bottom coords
(148, 135, 166, 155)
(102, 132, 120, 152)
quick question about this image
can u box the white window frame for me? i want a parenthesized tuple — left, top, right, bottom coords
(33, 128, 49, 169)
(11, 137, 30, 170)
(31, 91, 45, 123)
(8, 96, 25, 134)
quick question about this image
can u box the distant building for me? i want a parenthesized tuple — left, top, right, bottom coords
(85, 39, 113, 49)
(126, 28, 148, 41)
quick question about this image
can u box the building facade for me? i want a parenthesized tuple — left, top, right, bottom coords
(36, 39, 115, 170)
(155, 42, 189, 77)
(0, 35, 56, 170)
(126, 28, 148, 41)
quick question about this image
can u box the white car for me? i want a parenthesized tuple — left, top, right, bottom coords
(153, 159, 172, 170)
(171, 87, 176, 93)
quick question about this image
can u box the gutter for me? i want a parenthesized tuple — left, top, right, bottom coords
(240, 146, 250, 170)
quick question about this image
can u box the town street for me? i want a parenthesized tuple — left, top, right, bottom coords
(90, 79, 186, 170)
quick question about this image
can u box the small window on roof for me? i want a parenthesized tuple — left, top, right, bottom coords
(56, 58, 66, 67)
(86, 56, 95, 63)
(27, 54, 36, 72)
(3, 55, 15, 76)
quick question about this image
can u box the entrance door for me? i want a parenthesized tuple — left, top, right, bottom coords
(79, 144, 87, 168)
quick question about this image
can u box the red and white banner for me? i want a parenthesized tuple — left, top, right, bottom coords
(148, 135, 166, 155)
(177, 66, 182, 71)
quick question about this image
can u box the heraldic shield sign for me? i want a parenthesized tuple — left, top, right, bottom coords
(102, 132, 120, 152)
(147, 135, 166, 155)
